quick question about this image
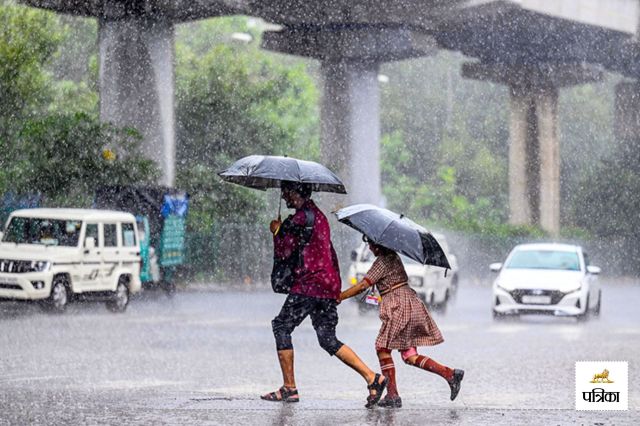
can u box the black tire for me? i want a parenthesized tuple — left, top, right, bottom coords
(434, 290, 449, 314)
(577, 294, 590, 322)
(106, 277, 130, 313)
(358, 302, 374, 314)
(592, 290, 601, 317)
(43, 276, 69, 313)
(450, 274, 459, 299)
(162, 280, 176, 298)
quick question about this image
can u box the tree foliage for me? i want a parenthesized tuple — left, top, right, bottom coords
(175, 17, 319, 230)
(0, 1, 61, 137)
(4, 113, 158, 205)
(0, 3, 155, 206)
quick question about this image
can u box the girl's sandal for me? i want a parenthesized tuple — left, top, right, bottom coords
(261, 386, 300, 403)
(365, 373, 388, 408)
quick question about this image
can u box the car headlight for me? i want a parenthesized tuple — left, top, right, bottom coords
(495, 282, 511, 293)
(408, 276, 423, 287)
(30, 260, 51, 272)
(565, 282, 582, 293)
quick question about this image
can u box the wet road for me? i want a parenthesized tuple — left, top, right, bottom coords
(0, 278, 638, 425)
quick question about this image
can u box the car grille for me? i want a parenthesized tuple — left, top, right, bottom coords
(508, 289, 566, 305)
(0, 260, 33, 273)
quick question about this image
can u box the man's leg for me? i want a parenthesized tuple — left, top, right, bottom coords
(311, 299, 387, 406)
(262, 295, 310, 401)
(277, 349, 295, 389)
(334, 344, 374, 382)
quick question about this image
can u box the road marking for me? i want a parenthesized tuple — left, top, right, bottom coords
(0, 375, 68, 383)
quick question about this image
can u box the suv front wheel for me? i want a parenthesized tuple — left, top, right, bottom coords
(46, 276, 69, 313)
(106, 277, 130, 313)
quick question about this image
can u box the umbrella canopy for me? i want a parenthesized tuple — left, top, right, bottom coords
(335, 204, 451, 269)
(218, 155, 347, 194)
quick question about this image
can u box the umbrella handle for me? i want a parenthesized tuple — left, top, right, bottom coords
(277, 191, 282, 221)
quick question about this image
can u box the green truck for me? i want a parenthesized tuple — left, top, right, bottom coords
(94, 186, 188, 295)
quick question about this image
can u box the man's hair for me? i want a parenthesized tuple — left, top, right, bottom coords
(281, 181, 313, 199)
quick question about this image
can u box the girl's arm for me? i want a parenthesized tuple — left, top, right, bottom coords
(339, 279, 372, 301)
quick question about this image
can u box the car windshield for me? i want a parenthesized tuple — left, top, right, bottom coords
(2, 217, 82, 247)
(505, 249, 580, 271)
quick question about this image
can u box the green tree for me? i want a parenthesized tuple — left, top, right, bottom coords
(0, 1, 62, 138)
(6, 113, 158, 205)
(175, 17, 320, 230)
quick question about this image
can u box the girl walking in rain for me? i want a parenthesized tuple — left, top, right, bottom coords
(339, 237, 464, 408)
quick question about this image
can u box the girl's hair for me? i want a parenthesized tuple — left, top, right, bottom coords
(363, 235, 394, 256)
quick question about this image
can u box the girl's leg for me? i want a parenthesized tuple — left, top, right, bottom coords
(402, 348, 464, 401)
(402, 349, 454, 381)
(377, 349, 399, 398)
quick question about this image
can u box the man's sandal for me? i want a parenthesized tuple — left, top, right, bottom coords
(365, 373, 388, 408)
(260, 386, 300, 403)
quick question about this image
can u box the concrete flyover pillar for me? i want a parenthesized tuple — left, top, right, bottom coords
(320, 61, 381, 206)
(262, 25, 436, 208)
(614, 81, 640, 144)
(507, 83, 558, 234)
(99, 16, 175, 186)
(463, 62, 601, 236)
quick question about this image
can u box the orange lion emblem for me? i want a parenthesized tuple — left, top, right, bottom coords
(590, 369, 614, 383)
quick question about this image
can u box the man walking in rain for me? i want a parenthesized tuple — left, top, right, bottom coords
(261, 181, 387, 408)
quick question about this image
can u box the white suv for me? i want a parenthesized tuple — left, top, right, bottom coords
(347, 234, 459, 313)
(0, 208, 142, 312)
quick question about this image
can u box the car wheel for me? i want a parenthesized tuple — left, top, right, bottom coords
(492, 310, 505, 321)
(162, 280, 176, 298)
(450, 274, 459, 299)
(44, 276, 69, 313)
(435, 290, 450, 314)
(106, 278, 130, 313)
(358, 302, 371, 315)
(577, 294, 590, 322)
(592, 290, 601, 317)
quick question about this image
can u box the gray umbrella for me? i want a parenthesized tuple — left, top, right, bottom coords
(335, 204, 451, 269)
(218, 155, 347, 194)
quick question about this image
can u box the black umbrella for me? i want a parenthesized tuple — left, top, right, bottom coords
(334, 204, 451, 269)
(218, 155, 347, 194)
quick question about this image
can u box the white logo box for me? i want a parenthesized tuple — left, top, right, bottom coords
(576, 361, 628, 411)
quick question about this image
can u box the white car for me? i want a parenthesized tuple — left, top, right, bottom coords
(490, 243, 601, 320)
(347, 234, 459, 313)
(0, 208, 142, 313)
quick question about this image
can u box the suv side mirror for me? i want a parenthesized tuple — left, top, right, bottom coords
(586, 265, 601, 275)
(350, 250, 358, 262)
(84, 237, 96, 250)
(489, 262, 503, 272)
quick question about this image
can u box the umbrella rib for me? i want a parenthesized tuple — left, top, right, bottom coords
(375, 219, 396, 244)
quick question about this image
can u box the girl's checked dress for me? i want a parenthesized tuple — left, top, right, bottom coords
(364, 252, 444, 350)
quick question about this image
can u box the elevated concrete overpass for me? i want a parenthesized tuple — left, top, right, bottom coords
(433, 0, 640, 235)
(18, 0, 640, 235)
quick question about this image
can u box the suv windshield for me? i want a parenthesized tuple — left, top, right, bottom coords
(2, 217, 82, 247)
(505, 249, 580, 271)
